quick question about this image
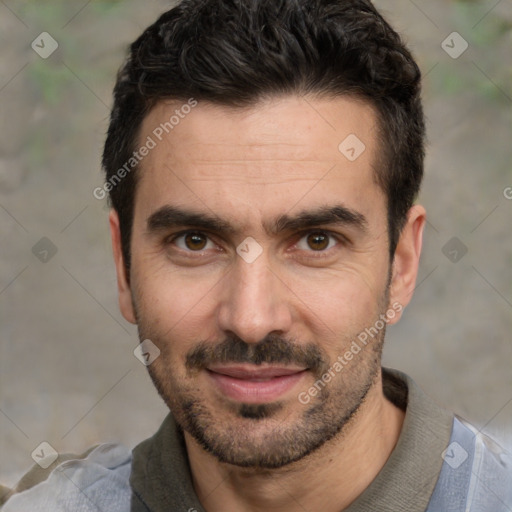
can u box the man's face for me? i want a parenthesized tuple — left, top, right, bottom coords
(117, 95, 400, 468)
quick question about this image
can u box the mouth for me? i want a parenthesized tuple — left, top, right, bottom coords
(206, 364, 308, 403)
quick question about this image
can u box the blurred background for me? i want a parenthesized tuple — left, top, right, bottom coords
(1, 0, 511, 488)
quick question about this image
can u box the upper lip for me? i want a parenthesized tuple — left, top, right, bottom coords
(207, 364, 307, 379)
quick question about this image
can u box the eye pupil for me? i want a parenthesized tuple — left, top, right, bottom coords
(185, 233, 207, 250)
(307, 232, 329, 251)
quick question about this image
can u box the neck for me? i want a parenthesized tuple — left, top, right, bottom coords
(185, 369, 405, 512)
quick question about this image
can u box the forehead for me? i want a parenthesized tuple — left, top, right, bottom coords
(134, 95, 384, 230)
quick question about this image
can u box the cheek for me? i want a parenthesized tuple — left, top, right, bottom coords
(287, 268, 383, 346)
(132, 259, 224, 344)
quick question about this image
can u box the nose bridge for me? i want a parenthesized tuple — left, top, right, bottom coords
(217, 252, 291, 343)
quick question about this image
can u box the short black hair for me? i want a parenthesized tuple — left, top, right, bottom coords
(102, 0, 425, 275)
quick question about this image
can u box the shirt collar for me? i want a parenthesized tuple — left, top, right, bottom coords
(130, 368, 454, 512)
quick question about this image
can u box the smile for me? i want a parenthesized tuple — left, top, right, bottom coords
(206, 364, 308, 403)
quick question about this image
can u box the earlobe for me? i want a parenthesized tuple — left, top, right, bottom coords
(109, 209, 137, 325)
(387, 205, 426, 325)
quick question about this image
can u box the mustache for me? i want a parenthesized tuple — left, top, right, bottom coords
(185, 333, 329, 376)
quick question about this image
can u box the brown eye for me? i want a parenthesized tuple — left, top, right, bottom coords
(306, 232, 330, 251)
(184, 232, 208, 251)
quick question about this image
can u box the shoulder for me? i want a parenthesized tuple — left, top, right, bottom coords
(427, 416, 512, 511)
(1, 443, 132, 512)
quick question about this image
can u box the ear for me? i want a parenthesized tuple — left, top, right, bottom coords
(387, 204, 426, 325)
(109, 209, 137, 325)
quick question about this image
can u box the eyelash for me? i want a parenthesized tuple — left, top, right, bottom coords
(166, 230, 345, 257)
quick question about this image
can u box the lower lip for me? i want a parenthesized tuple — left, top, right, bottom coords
(207, 370, 307, 403)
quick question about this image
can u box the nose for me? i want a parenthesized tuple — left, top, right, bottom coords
(216, 251, 293, 344)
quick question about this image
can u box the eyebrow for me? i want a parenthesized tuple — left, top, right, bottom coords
(146, 204, 368, 236)
(269, 205, 368, 235)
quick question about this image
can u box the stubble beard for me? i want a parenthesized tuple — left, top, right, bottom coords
(140, 321, 386, 469)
